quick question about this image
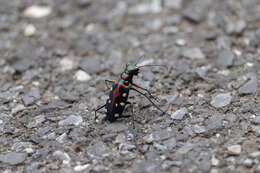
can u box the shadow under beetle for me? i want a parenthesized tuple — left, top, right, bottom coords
(95, 55, 170, 122)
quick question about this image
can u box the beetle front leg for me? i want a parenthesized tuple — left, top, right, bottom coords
(132, 83, 159, 102)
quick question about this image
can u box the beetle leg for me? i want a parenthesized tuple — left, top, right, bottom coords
(105, 79, 116, 90)
(132, 83, 159, 102)
(94, 104, 106, 121)
(131, 87, 171, 116)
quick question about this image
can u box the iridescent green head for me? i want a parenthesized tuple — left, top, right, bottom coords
(124, 62, 139, 76)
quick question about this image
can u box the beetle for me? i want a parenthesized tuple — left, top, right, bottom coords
(94, 56, 170, 122)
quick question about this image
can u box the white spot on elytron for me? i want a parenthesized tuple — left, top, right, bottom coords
(108, 100, 111, 103)
(115, 103, 118, 107)
(120, 102, 125, 106)
(115, 113, 119, 117)
(122, 93, 127, 97)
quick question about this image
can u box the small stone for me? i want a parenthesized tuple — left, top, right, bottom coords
(227, 145, 242, 155)
(171, 107, 188, 120)
(255, 165, 260, 173)
(23, 5, 52, 18)
(163, 26, 179, 34)
(79, 58, 102, 74)
(181, 48, 205, 59)
(53, 151, 70, 164)
(22, 89, 41, 106)
(163, 138, 177, 150)
(59, 57, 77, 71)
(0, 152, 27, 165)
(119, 143, 136, 151)
(251, 116, 260, 124)
(74, 164, 90, 172)
(243, 158, 253, 168)
(216, 50, 235, 68)
(206, 114, 223, 130)
(210, 93, 232, 108)
(86, 141, 110, 158)
(211, 155, 219, 166)
(92, 165, 109, 173)
(226, 20, 247, 35)
(175, 39, 186, 46)
(217, 36, 232, 50)
(74, 70, 91, 81)
(24, 24, 36, 36)
(238, 77, 258, 95)
(183, 0, 210, 23)
(164, 0, 182, 9)
(115, 133, 126, 144)
(192, 124, 206, 134)
(129, 0, 162, 14)
(58, 115, 83, 126)
(143, 129, 175, 143)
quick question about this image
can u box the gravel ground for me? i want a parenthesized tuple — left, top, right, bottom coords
(0, 0, 260, 172)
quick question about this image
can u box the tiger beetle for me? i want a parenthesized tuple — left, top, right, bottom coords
(94, 55, 170, 123)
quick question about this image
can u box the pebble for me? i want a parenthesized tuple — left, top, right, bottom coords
(53, 151, 71, 164)
(206, 114, 223, 130)
(181, 48, 205, 59)
(143, 129, 175, 143)
(24, 24, 36, 37)
(183, 0, 210, 23)
(79, 58, 102, 74)
(163, 26, 179, 34)
(175, 39, 186, 46)
(226, 20, 247, 35)
(243, 158, 253, 168)
(128, 0, 162, 14)
(23, 5, 52, 18)
(74, 164, 90, 172)
(238, 77, 258, 95)
(171, 107, 188, 120)
(59, 57, 77, 71)
(255, 165, 260, 173)
(58, 115, 83, 126)
(22, 89, 41, 106)
(227, 145, 242, 155)
(164, 0, 182, 9)
(0, 152, 27, 165)
(210, 93, 232, 108)
(211, 155, 219, 166)
(86, 141, 110, 158)
(216, 50, 235, 68)
(74, 70, 91, 81)
(251, 116, 260, 124)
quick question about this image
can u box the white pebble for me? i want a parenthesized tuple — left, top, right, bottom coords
(24, 24, 36, 36)
(74, 70, 91, 81)
(24, 5, 52, 18)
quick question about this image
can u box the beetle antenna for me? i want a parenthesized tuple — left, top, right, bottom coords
(137, 64, 168, 69)
(135, 55, 145, 65)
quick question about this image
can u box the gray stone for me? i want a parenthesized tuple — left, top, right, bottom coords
(192, 124, 206, 134)
(216, 50, 235, 68)
(86, 141, 110, 158)
(53, 150, 71, 164)
(79, 58, 102, 74)
(227, 145, 242, 155)
(210, 93, 232, 108)
(175, 39, 186, 46)
(171, 107, 188, 120)
(251, 116, 260, 124)
(22, 89, 41, 106)
(163, 138, 177, 150)
(206, 114, 223, 130)
(143, 129, 175, 143)
(183, 0, 211, 23)
(217, 36, 232, 50)
(238, 77, 258, 95)
(132, 160, 160, 173)
(164, 0, 182, 9)
(58, 115, 83, 126)
(243, 158, 253, 168)
(0, 152, 27, 165)
(181, 48, 205, 59)
(226, 20, 247, 35)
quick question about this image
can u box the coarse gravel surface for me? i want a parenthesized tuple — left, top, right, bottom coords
(0, 0, 260, 173)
